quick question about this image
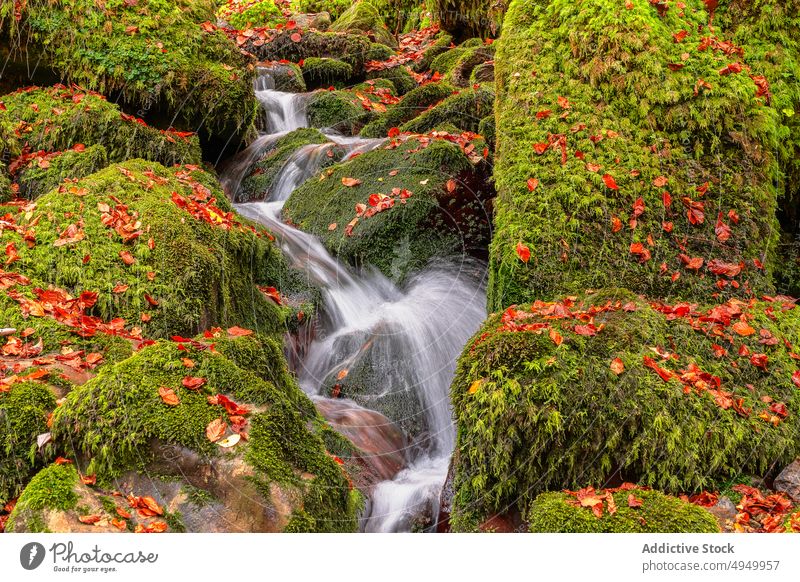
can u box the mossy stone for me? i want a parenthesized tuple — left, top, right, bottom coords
(302, 58, 355, 90)
(360, 81, 456, 138)
(329, 1, 397, 48)
(5, 463, 79, 533)
(400, 87, 494, 135)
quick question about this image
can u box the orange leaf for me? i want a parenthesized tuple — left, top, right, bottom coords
(181, 376, 206, 390)
(78, 514, 102, 525)
(227, 326, 253, 337)
(206, 418, 227, 443)
(610, 358, 625, 375)
(158, 386, 180, 406)
(516, 242, 531, 263)
(602, 174, 619, 190)
(341, 177, 362, 187)
(627, 494, 643, 508)
(119, 250, 136, 265)
(732, 321, 755, 336)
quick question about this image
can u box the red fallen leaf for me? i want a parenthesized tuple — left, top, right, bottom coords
(526, 178, 539, 192)
(610, 358, 625, 375)
(144, 294, 159, 307)
(792, 370, 800, 389)
(673, 30, 688, 43)
(732, 321, 755, 336)
(536, 109, 551, 119)
(711, 344, 727, 358)
(689, 491, 719, 507)
(586, 163, 601, 172)
(112, 284, 129, 294)
(79, 514, 102, 525)
(602, 174, 619, 190)
(549, 328, 563, 346)
(678, 254, 704, 271)
(516, 242, 531, 263)
(629, 242, 651, 262)
(81, 474, 97, 485)
(738, 344, 750, 357)
(627, 494, 643, 508)
(446, 179, 457, 193)
(719, 62, 743, 76)
(643, 356, 674, 382)
(181, 376, 206, 390)
(227, 326, 253, 337)
(116, 507, 131, 519)
(341, 177, 361, 187)
(54, 457, 72, 465)
(119, 250, 136, 265)
(653, 176, 668, 188)
(388, 127, 400, 138)
(750, 353, 768, 370)
(632, 197, 645, 218)
(532, 142, 549, 155)
(574, 324, 601, 337)
(158, 386, 180, 406)
(290, 33, 302, 43)
(138, 497, 163, 516)
(83, 254, 91, 264)
(205, 418, 227, 442)
(611, 216, 622, 233)
(258, 285, 282, 304)
(715, 212, 731, 242)
(770, 402, 788, 418)
(707, 259, 742, 277)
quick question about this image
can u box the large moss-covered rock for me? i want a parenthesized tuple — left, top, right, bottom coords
(489, 0, 786, 311)
(0, 382, 56, 506)
(329, 1, 396, 48)
(283, 133, 493, 281)
(449, 290, 800, 531)
(301, 57, 355, 90)
(429, 0, 505, 39)
(400, 86, 494, 135)
(0, 159, 288, 346)
(5, 464, 79, 533)
(305, 90, 375, 134)
(412, 32, 454, 73)
(49, 334, 361, 532)
(0, 86, 201, 166)
(528, 489, 719, 533)
(360, 82, 455, 138)
(233, 128, 343, 203)
(366, 65, 417, 96)
(0, 0, 256, 145)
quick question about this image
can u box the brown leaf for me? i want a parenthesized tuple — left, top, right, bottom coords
(158, 386, 180, 406)
(205, 418, 227, 443)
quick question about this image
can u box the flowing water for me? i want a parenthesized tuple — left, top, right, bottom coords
(221, 72, 487, 532)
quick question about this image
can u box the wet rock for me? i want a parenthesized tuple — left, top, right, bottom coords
(774, 459, 800, 503)
(707, 496, 738, 531)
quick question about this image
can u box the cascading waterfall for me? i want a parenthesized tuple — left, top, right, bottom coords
(221, 70, 487, 532)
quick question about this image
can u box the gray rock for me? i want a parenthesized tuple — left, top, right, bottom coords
(707, 496, 738, 529)
(774, 459, 800, 503)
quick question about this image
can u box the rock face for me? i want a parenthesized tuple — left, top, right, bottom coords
(774, 459, 800, 503)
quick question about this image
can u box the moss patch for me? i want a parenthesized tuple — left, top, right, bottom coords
(527, 489, 719, 533)
(329, 1, 396, 48)
(0, 382, 56, 505)
(0, 85, 201, 166)
(306, 90, 375, 134)
(400, 86, 494, 135)
(16, 145, 109, 200)
(360, 81, 455, 138)
(302, 58, 355, 90)
(6, 463, 79, 533)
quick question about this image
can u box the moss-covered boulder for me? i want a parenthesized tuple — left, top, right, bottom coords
(527, 488, 719, 533)
(412, 32, 454, 73)
(244, 30, 374, 77)
(257, 63, 307, 93)
(305, 90, 375, 134)
(233, 128, 343, 203)
(0, 86, 201, 167)
(301, 57, 355, 90)
(291, 0, 350, 20)
(360, 82, 456, 138)
(447, 45, 495, 88)
(5, 464, 79, 533)
(14, 145, 109, 200)
(0, 159, 288, 346)
(0, 0, 257, 146)
(47, 334, 360, 532)
(489, 0, 786, 311)
(400, 86, 494, 135)
(329, 1, 396, 48)
(283, 133, 493, 281)
(0, 382, 56, 506)
(366, 65, 417, 96)
(449, 290, 800, 530)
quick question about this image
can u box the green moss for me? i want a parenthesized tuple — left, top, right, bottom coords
(301, 58, 354, 90)
(0, 0, 256, 143)
(430, 0, 505, 39)
(401, 87, 494, 135)
(360, 81, 455, 138)
(0, 86, 201, 166)
(329, 1, 396, 48)
(0, 382, 56, 505)
(290, 0, 351, 20)
(306, 90, 374, 135)
(218, 0, 284, 29)
(489, 0, 784, 311)
(447, 45, 495, 88)
(430, 48, 467, 76)
(0, 163, 11, 202)
(6, 463, 79, 532)
(0, 160, 288, 343)
(477, 114, 495, 152)
(366, 65, 417, 96)
(365, 43, 394, 63)
(258, 64, 307, 93)
(449, 291, 800, 530)
(283, 135, 492, 280)
(16, 145, 109, 200)
(527, 490, 719, 533)
(412, 32, 454, 73)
